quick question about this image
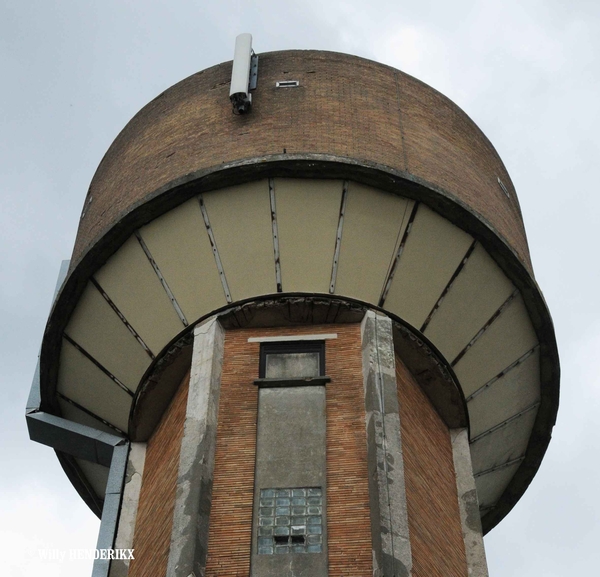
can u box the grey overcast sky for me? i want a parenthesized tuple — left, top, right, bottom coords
(1, 1, 598, 575)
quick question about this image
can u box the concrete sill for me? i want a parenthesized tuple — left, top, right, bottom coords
(253, 376, 331, 388)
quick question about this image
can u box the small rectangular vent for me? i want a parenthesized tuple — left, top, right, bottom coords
(276, 80, 299, 88)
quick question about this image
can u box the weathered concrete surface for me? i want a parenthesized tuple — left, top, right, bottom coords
(451, 428, 489, 576)
(361, 311, 412, 577)
(251, 385, 328, 577)
(166, 318, 225, 577)
(255, 386, 327, 487)
(108, 442, 146, 577)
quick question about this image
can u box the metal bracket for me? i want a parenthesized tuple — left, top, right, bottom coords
(249, 53, 259, 90)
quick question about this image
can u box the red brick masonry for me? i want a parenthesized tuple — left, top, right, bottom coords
(129, 325, 469, 576)
(397, 354, 467, 576)
(71, 51, 531, 273)
(206, 323, 372, 577)
(129, 371, 190, 577)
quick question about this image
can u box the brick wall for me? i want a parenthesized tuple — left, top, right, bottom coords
(128, 323, 469, 577)
(324, 324, 372, 577)
(129, 370, 190, 577)
(396, 354, 467, 576)
(205, 323, 372, 577)
(71, 50, 531, 273)
(204, 329, 258, 576)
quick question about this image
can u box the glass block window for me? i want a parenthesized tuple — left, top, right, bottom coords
(257, 488, 323, 554)
(260, 342, 325, 379)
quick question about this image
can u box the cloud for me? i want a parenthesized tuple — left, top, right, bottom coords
(3, 2, 599, 576)
(0, 482, 99, 577)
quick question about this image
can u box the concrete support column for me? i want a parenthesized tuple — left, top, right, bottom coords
(109, 443, 146, 577)
(361, 311, 412, 577)
(451, 428, 489, 577)
(166, 318, 225, 577)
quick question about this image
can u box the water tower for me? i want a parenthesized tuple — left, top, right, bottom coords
(27, 36, 559, 577)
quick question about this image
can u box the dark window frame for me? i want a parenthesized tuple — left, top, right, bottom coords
(259, 341, 326, 379)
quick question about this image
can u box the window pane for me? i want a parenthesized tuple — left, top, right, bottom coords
(265, 352, 320, 378)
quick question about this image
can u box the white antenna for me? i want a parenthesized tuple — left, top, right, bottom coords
(230, 33, 258, 114)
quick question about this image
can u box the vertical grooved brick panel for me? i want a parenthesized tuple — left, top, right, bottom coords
(325, 324, 372, 577)
(396, 354, 468, 576)
(129, 370, 190, 577)
(205, 330, 259, 577)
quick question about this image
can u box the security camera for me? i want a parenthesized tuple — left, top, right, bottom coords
(231, 91, 252, 115)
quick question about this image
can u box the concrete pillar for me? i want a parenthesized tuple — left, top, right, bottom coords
(166, 318, 225, 577)
(451, 428, 489, 577)
(108, 443, 146, 577)
(361, 311, 412, 577)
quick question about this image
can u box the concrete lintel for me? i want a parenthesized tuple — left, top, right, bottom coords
(451, 428, 489, 576)
(361, 310, 412, 577)
(166, 316, 225, 577)
(108, 442, 146, 577)
(248, 333, 338, 342)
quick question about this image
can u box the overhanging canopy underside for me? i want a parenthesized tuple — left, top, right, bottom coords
(42, 178, 554, 532)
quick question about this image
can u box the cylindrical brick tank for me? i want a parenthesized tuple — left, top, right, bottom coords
(29, 49, 559, 577)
